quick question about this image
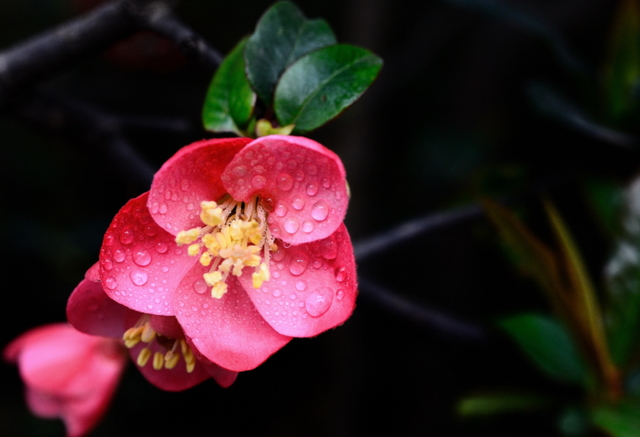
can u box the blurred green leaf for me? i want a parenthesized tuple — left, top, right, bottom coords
(202, 38, 256, 136)
(583, 178, 624, 237)
(605, 0, 640, 121)
(499, 313, 587, 384)
(244, 1, 337, 106)
(591, 403, 640, 437)
(457, 392, 549, 417)
(559, 407, 591, 437)
(274, 44, 382, 133)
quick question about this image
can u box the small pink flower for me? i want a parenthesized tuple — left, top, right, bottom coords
(97, 135, 357, 372)
(4, 323, 126, 437)
(67, 265, 238, 391)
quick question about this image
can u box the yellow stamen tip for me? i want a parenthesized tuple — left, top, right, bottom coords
(188, 243, 201, 256)
(176, 228, 202, 245)
(141, 325, 156, 343)
(164, 352, 180, 370)
(152, 351, 164, 370)
(137, 348, 152, 367)
(186, 360, 196, 374)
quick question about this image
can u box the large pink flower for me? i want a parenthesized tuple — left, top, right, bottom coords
(67, 264, 238, 391)
(4, 323, 126, 437)
(97, 135, 357, 372)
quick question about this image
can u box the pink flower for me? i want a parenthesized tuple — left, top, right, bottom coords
(97, 135, 357, 372)
(4, 323, 126, 437)
(67, 264, 238, 390)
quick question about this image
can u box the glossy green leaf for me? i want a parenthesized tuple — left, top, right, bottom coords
(202, 38, 256, 136)
(499, 313, 587, 384)
(244, 1, 337, 105)
(605, 0, 640, 121)
(274, 44, 382, 133)
(592, 403, 640, 437)
(457, 392, 549, 417)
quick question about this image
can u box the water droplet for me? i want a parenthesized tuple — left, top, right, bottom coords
(105, 276, 117, 290)
(252, 175, 267, 189)
(336, 289, 345, 301)
(164, 190, 172, 200)
(120, 227, 134, 244)
(291, 195, 305, 210)
(272, 289, 282, 297)
(144, 225, 156, 236)
(181, 180, 189, 191)
(322, 178, 331, 188)
(254, 165, 265, 174)
(287, 159, 297, 169)
(232, 165, 247, 177)
(272, 249, 285, 262)
(306, 182, 319, 197)
(313, 260, 322, 269)
(159, 203, 168, 214)
(162, 266, 169, 273)
(237, 178, 245, 186)
(311, 201, 329, 221)
(147, 304, 154, 310)
(289, 293, 297, 300)
(155, 242, 168, 254)
(275, 202, 288, 217)
(319, 237, 337, 259)
(104, 234, 114, 246)
(334, 266, 347, 282)
(272, 271, 280, 279)
(130, 270, 148, 286)
(289, 252, 309, 276)
(277, 173, 293, 191)
(296, 280, 307, 291)
(295, 170, 305, 181)
(187, 203, 194, 211)
(102, 259, 113, 271)
(305, 164, 318, 175)
(284, 217, 299, 234)
(113, 249, 125, 263)
(132, 246, 151, 266)
(305, 287, 333, 317)
(302, 221, 315, 233)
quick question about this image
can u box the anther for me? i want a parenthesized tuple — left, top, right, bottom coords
(137, 348, 152, 367)
(152, 352, 164, 370)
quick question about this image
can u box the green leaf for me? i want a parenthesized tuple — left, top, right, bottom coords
(244, 1, 337, 105)
(499, 313, 587, 384)
(457, 392, 549, 417)
(605, 0, 640, 121)
(202, 38, 256, 136)
(274, 44, 382, 133)
(591, 403, 640, 437)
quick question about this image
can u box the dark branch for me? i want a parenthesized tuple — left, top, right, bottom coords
(353, 203, 484, 261)
(358, 276, 487, 340)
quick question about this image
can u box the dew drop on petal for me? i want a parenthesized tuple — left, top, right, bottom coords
(284, 217, 299, 234)
(334, 266, 347, 282)
(311, 201, 329, 221)
(104, 234, 114, 246)
(289, 252, 309, 276)
(305, 164, 318, 175)
(144, 226, 156, 236)
(113, 249, 126, 263)
(181, 180, 189, 191)
(322, 178, 331, 188)
(295, 280, 307, 291)
(302, 221, 315, 233)
(305, 287, 334, 317)
(132, 247, 152, 266)
(252, 175, 267, 189)
(193, 279, 207, 294)
(295, 170, 305, 181)
(275, 202, 288, 217)
(319, 237, 338, 259)
(306, 182, 319, 196)
(105, 276, 118, 290)
(277, 174, 293, 191)
(155, 242, 168, 254)
(120, 227, 134, 244)
(130, 270, 148, 286)
(291, 195, 305, 211)
(272, 289, 282, 298)
(336, 289, 345, 301)
(159, 203, 168, 214)
(272, 249, 285, 262)
(102, 259, 113, 271)
(233, 165, 247, 177)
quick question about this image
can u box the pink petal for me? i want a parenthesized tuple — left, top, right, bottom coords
(174, 265, 292, 371)
(222, 135, 349, 244)
(238, 224, 357, 337)
(99, 192, 197, 316)
(149, 314, 185, 339)
(126, 339, 209, 392)
(200, 360, 238, 388)
(148, 137, 251, 235)
(67, 277, 129, 338)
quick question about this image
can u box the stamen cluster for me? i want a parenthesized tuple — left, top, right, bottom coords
(176, 197, 276, 298)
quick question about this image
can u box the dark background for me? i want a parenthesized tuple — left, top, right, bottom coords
(0, 0, 630, 435)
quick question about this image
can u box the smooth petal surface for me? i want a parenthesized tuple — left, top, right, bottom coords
(100, 193, 197, 316)
(239, 224, 357, 337)
(148, 137, 251, 235)
(174, 265, 292, 371)
(67, 277, 128, 338)
(4, 324, 125, 437)
(222, 135, 348, 244)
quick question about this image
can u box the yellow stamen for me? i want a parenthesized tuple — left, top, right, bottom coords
(137, 348, 152, 367)
(153, 352, 164, 370)
(188, 243, 201, 256)
(141, 324, 156, 343)
(176, 228, 202, 245)
(164, 351, 180, 370)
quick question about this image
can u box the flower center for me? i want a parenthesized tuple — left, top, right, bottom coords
(123, 315, 196, 373)
(175, 195, 276, 299)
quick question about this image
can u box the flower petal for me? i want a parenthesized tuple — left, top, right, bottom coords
(148, 137, 251, 235)
(239, 224, 357, 337)
(222, 135, 348, 244)
(67, 276, 129, 338)
(200, 360, 238, 388)
(174, 265, 292, 371)
(100, 192, 197, 316)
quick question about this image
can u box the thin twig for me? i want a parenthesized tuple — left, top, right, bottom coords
(358, 276, 487, 340)
(353, 203, 484, 261)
